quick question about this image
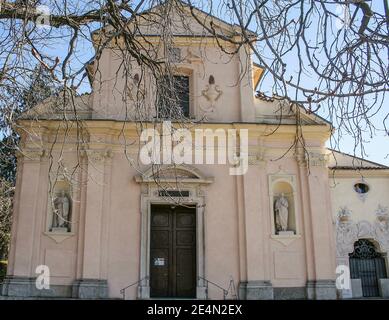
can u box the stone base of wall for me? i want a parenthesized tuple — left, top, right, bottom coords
(351, 279, 363, 298)
(306, 280, 337, 300)
(378, 279, 389, 298)
(1, 276, 108, 299)
(273, 287, 307, 300)
(72, 279, 108, 299)
(238, 281, 274, 300)
(1, 276, 72, 298)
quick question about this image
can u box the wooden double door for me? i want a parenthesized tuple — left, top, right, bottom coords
(150, 205, 196, 298)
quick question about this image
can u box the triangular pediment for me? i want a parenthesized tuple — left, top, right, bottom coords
(20, 91, 92, 120)
(93, 0, 256, 41)
(254, 94, 331, 126)
(135, 165, 214, 184)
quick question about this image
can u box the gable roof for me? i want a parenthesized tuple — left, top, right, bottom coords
(327, 149, 389, 170)
(19, 91, 92, 120)
(92, 0, 257, 40)
(254, 92, 331, 126)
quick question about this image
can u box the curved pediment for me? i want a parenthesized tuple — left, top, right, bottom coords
(135, 165, 213, 184)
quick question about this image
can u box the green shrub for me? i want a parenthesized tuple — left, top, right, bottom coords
(0, 260, 7, 281)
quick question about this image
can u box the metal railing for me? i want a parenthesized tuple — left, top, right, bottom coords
(120, 275, 238, 300)
(120, 276, 148, 300)
(198, 276, 231, 300)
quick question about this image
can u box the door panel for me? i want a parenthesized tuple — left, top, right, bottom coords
(176, 248, 196, 297)
(150, 248, 169, 297)
(150, 205, 196, 298)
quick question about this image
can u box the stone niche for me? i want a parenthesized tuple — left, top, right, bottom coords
(44, 177, 75, 243)
(269, 175, 297, 234)
(269, 173, 301, 246)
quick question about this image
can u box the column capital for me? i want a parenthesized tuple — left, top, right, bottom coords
(17, 148, 46, 162)
(307, 152, 329, 167)
(81, 148, 113, 162)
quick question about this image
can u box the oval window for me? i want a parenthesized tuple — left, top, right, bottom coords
(354, 183, 369, 194)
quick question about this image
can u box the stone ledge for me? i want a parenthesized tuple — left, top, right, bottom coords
(1, 276, 72, 298)
(379, 279, 389, 298)
(273, 287, 307, 300)
(1, 276, 109, 299)
(306, 280, 337, 300)
(72, 279, 108, 299)
(238, 281, 273, 300)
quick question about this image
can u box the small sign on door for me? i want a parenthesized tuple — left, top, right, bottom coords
(154, 258, 165, 266)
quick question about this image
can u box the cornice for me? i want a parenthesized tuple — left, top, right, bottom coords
(329, 168, 389, 178)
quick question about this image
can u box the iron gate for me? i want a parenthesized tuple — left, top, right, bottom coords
(349, 239, 387, 297)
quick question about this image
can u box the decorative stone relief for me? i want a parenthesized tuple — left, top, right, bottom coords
(44, 231, 75, 244)
(248, 153, 265, 166)
(200, 75, 222, 120)
(307, 152, 329, 167)
(337, 206, 352, 222)
(375, 204, 388, 222)
(126, 73, 145, 101)
(82, 149, 112, 162)
(186, 48, 202, 64)
(335, 211, 389, 257)
(295, 146, 307, 167)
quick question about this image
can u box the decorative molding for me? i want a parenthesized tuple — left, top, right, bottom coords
(81, 149, 112, 162)
(307, 152, 329, 167)
(335, 216, 389, 257)
(376, 204, 388, 222)
(356, 192, 368, 202)
(269, 173, 296, 187)
(200, 75, 222, 120)
(185, 48, 202, 64)
(43, 231, 75, 244)
(248, 153, 265, 166)
(136, 166, 209, 299)
(135, 164, 214, 184)
(17, 148, 46, 162)
(295, 146, 308, 167)
(270, 234, 301, 246)
(337, 206, 352, 222)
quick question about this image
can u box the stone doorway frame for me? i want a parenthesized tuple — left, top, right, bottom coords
(134, 165, 214, 299)
(335, 219, 389, 298)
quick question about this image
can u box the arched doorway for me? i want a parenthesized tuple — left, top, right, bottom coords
(349, 239, 387, 297)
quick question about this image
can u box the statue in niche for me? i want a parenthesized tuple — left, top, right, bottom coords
(275, 193, 289, 232)
(52, 190, 71, 231)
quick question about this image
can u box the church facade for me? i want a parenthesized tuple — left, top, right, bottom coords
(1, 4, 389, 300)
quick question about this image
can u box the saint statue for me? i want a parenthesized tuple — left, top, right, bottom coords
(275, 193, 289, 232)
(52, 190, 70, 231)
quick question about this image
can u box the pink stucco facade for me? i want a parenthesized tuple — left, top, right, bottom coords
(2, 4, 389, 300)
